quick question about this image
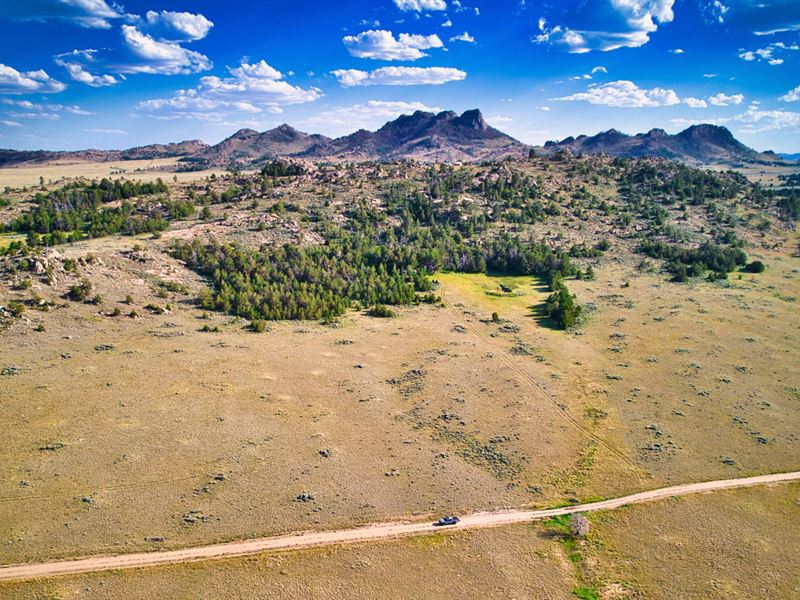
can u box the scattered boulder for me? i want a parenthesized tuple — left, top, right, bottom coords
(182, 510, 209, 524)
(39, 442, 66, 451)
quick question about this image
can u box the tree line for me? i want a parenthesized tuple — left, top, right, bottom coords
(1, 178, 195, 245)
(173, 215, 579, 323)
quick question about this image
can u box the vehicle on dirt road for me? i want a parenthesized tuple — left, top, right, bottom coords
(434, 516, 460, 526)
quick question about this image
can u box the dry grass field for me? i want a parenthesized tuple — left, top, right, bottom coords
(2, 483, 797, 599)
(708, 162, 800, 187)
(0, 523, 577, 600)
(587, 481, 800, 599)
(0, 156, 798, 598)
(0, 159, 239, 188)
(0, 235, 641, 565)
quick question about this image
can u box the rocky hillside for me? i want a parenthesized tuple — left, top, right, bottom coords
(191, 125, 331, 167)
(5, 115, 786, 169)
(301, 109, 525, 162)
(538, 125, 786, 166)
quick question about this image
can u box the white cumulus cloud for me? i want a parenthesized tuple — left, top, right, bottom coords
(684, 97, 708, 108)
(738, 42, 798, 65)
(54, 26, 217, 82)
(198, 61, 322, 104)
(450, 31, 475, 43)
(0, 0, 123, 29)
(731, 103, 800, 132)
(552, 80, 680, 108)
(343, 30, 443, 60)
(119, 25, 212, 75)
(780, 84, 800, 102)
(138, 10, 214, 42)
(331, 66, 467, 87)
(535, 0, 675, 53)
(708, 92, 745, 106)
(55, 50, 117, 87)
(394, 0, 447, 12)
(137, 59, 321, 121)
(0, 63, 65, 94)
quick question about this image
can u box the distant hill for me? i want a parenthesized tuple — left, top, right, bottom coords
(191, 124, 331, 167)
(300, 109, 524, 162)
(777, 152, 800, 162)
(186, 109, 524, 166)
(0, 139, 208, 168)
(538, 125, 788, 166)
(118, 140, 208, 161)
(3, 114, 792, 170)
(0, 110, 525, 167)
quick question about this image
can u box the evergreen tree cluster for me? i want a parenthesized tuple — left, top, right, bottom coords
(2, 178, 194, 245)
(545, 280, 582, 329)
(261, 160, 305, 178)
(173, 216, 577, 322)
(776, 191, 799, 222)
(638, 239, 747, 281)
(621, 162, 745, 206)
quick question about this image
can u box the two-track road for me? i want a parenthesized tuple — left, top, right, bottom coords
(2, 471, 799, 582)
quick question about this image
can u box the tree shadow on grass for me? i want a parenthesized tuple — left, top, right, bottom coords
(528, 301, 561, 330)
(526, 279, 561, 330)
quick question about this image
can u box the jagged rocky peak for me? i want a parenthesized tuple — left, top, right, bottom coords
(229, 128, 259, 138)
(455, 109, 488, 131)
(678, 124, 736, 142)
(644, 128, 668, 137)
(537, 123, 778, 166)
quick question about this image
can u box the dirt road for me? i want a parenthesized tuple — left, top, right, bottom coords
(2, 471, 798, 582)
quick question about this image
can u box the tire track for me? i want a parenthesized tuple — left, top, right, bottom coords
(439, 283, 641, 472)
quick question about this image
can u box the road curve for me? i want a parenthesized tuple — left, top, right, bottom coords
(2, 471, 799, 582)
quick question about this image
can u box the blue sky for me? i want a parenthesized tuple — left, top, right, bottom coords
(0, 0, 798, 152)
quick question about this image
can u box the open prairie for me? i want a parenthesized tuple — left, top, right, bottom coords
(1, 483, 797, 599)
(0, 154, 798, 598)
(0, 159, 237, 188)
(4, 0, 800, 595)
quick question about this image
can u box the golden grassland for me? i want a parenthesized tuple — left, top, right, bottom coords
(586, 481, 800, 598)
(707, 162, 800, 187)
(0, 238, 630, 564)
(1, 483, 797, 599)
(0, 158, 798, 598)
(1, 235, 797, 567)
(0, 233, 25, 249)
(0, 159, 242, 188)
(0, 523, 576, 600)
